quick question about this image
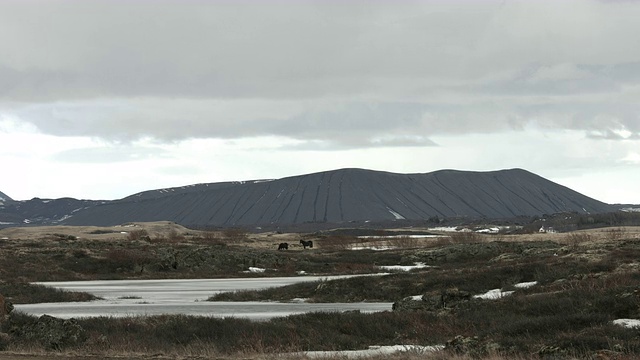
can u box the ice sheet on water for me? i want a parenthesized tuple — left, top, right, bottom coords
(295, 344, 445, 358)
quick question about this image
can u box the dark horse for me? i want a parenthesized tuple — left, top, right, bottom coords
(300, 240, 313, 249)
(278, 242, 289, 250)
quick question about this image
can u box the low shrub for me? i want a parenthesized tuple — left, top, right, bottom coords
(320, 235, 360, 250)
(0, 282, 98, 304)
(127, 229, 149, 241)
(449, 231, 483, 244)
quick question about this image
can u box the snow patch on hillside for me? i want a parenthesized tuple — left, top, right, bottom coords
(387, 208, 405, 220)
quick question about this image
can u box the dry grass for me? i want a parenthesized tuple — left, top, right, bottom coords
(3, 223, 640, 358)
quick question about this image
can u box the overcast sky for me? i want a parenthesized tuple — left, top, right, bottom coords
(1, 0, 639, 204)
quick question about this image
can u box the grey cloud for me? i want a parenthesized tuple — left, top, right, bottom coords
(586, 130, 640, 140)
(8, 93, 640, 149)
(2, 0, 640, 150)
(3, 1, 639, 102)
(51, 145, 170, 163)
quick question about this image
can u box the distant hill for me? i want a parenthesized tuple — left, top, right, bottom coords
(0, 190, 12, 204)
(40, 168, 613, 228)
(0, 197, 102, 227)
(0, 168, 619, 229)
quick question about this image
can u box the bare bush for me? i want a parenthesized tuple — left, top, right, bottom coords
(196, 231, 226, 246)
(127, 229, 149, 241)
(320, 235, 359, 250)
(105, 248, 154, 271)
(388, 236, 421, 248)
(565, 232, 592, 249)
(605, 228, 627, 241)
(222, 228, 248, 242)
(449, 231, 483, 244)
(167, 228, 185, 242)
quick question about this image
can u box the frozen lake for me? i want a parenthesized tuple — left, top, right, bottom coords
(15, 276, 393, 319)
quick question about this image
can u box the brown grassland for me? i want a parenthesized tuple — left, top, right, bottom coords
(0, 220, 640, 359)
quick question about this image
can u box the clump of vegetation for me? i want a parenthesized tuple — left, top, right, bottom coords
(126, 229, 149, 241)
(448, 231, 484, 244)
(0, 282, 98, 304)
(222, 227, 248, 242)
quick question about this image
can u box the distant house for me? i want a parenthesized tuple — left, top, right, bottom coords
(539, 226, 556, 233)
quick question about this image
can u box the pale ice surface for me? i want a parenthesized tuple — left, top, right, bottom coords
(17, 276, 392, 320)
(357, 235, 441, 239)
(16, 300, 391, 320)
(32, 276, 360, 303)
(350, 245, 395, 251)
(294, 344, 445, 359)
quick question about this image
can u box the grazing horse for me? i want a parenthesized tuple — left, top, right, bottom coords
(278, 242, 289, 250)
(300, 240, 313, 249)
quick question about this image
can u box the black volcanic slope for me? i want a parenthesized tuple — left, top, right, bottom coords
(0, 190, 12, 203)
(60, 168, 615, 227)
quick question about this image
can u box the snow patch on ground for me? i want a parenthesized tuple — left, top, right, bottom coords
(350, 245, 395, 251)
(296, 344, 445, 358)
(428, 226, 460, 232)
(474, 282, 538, 300)
(377, 262, 429, 271)
(514, 281, 537, 289)
(475, 227, 500, 234)
(613, 319, 640, 328)
(357, 234, 440, 239)
(473, 289, 514, 300)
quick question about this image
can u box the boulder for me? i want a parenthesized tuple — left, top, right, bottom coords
(392, 288, 472, 312)
(445, 335, 501, 357)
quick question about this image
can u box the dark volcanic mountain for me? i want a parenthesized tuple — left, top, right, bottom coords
(43, 168, 613, 228)
(0, 191, 12, 204)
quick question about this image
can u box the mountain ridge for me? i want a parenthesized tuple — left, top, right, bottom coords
(0, 168, 618, 229)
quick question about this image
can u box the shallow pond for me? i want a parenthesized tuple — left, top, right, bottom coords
(15, 276, 392, 319)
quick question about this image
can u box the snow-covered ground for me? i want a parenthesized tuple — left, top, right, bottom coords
(613, 319, 640, 328)
(350, 245, 395, 251)
(294, 344, 445, 359)
(473, 281, 538, 300)
(357, 234, 441, 239)
(377, 262, 430, 271)
(473, 289, 515, 300)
